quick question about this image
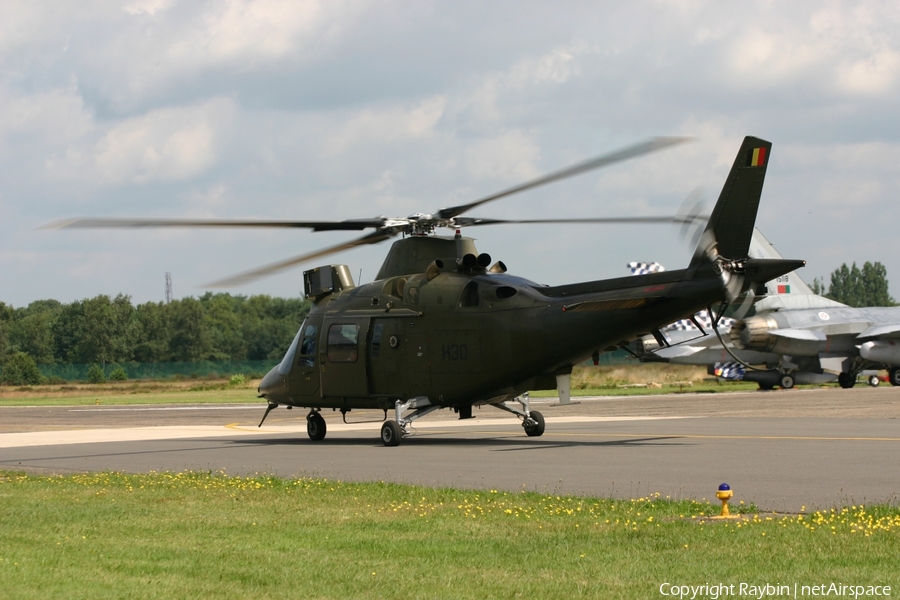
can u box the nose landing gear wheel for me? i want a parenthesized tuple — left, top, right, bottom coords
(780, 374, 795, 389)
(381, 420, 403, 446)
(523, 410, 545, 437)
(868, 374, 880, 387)
(307, 413, 327, 441)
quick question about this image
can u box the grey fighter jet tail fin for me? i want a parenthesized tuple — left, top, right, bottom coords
(690, 136, 772, 267)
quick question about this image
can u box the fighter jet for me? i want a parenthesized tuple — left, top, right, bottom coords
(730, 297, 900, 389)
(631, 229, 859, 390)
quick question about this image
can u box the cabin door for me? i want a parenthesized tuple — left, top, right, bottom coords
(367, 318, 407, 396)
(320, 317, 370, 398)
(406, 331, 432, 394)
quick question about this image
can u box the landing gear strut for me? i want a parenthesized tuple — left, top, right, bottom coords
(378, 394, 548, 446)
(493, 393, 545, 437)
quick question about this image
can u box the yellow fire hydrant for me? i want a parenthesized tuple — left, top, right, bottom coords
(716, 483, 733, 517)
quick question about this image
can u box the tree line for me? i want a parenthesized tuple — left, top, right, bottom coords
(811, 262, 896, 307)
(0, 293, 311, 369)
(1, 261, 893, 381)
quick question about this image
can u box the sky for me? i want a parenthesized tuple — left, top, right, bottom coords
(2, 0, 900, 307)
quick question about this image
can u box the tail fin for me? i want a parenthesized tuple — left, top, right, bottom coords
(749, 227, 847, 309)
(690, 136, 772, 267)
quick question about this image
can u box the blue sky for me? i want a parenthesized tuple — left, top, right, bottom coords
(2, 0, 899, 306)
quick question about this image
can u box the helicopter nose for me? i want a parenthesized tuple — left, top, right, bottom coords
(258, 365, 288, 400)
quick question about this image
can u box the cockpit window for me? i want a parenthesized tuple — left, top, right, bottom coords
(327, 323, 359, 362)
(277, 326, 303, 375)
(459, 281, 480, 307)
(298, 323, 318, 367)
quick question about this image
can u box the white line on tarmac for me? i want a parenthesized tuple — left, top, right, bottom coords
(0, 416, 696, 449)
(69, 405, 261, 412)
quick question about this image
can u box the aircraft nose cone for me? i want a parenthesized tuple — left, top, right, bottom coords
(258, 365, 287, 399)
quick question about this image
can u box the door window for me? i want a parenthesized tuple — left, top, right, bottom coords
(327, 324, 360, 362)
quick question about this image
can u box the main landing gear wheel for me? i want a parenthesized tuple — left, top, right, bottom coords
(838, 372, 856, 389)
(868, 374, 880, 387)
(381, 420, 403, 446)
(523, 410, 545, 437)
(307, 413, 327, 441)
(780, 374, 795, 389)
(889, 368, 900, 387)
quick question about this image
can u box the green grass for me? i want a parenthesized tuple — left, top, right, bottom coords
(0, 387, 261, 407)
(1, 471, 898, 599)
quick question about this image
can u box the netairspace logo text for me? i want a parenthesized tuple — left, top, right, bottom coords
(659, 582, 892, 600)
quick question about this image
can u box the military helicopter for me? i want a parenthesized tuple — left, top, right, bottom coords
(49, 136, 804, 445)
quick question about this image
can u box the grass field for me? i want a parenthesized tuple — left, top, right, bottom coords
(1, 470, 897, 599)
(0, 379, 263, 406)
(0, 365, 770, 406)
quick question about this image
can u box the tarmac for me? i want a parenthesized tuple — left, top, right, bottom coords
(2, 386, 899, 511)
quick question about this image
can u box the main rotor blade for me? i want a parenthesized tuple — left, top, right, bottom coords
(203, 230, 395, 288)
(41, 217, 387, 232)
(453, 215, 708, 227)
(437, 136, 692, 220)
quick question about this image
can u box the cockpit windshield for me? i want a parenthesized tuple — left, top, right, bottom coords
(277, 324, 304, 375)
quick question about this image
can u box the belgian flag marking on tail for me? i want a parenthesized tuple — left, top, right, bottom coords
(746, 146, 767, 167)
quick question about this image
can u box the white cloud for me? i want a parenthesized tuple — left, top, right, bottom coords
(462, 44, 591, 122)
(817, 178, 884, 211)
(720, 4, 900, 97)
(781, 140, 900, 169)
(167, 0, 334, 66)
(464, 130, 541, 183)
(778, 140, 900, 212)
(46, 97, 235, 185)
(0, 84, 93, 153)
(728, 27, 819, 84)
(508, 47, 582, 88)
(322, 96, 446, 156)
(4, 1, 900, 304)
(0, 2, 64, 56)
(837, 49, 900, 95)
(123, 0, 176, 17)
(183, 183, 231, 215)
